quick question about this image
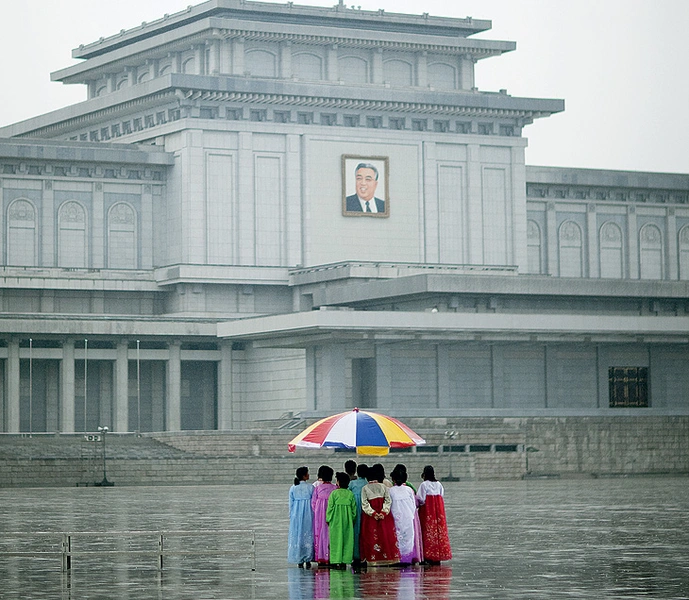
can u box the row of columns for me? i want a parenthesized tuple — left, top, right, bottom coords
(0, 339, 232, 433)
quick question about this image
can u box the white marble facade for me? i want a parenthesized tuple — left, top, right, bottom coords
(0, 1, 687, 433)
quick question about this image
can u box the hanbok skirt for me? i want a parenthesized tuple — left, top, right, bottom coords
(418, 495, 452, 562)
(359, 497, 400, 565)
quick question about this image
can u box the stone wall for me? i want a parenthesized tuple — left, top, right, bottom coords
(0, 416, 686, 487)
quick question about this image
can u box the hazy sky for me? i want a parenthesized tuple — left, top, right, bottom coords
(1, 0, 687, 174)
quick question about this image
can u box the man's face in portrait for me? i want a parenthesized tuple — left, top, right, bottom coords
(355, 167, 378, 201)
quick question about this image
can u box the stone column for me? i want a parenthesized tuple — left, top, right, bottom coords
(667, 208, 678, 280)
(627, 206, 639, 279)
(423, 142, 438, 263)
(232, 38, 245, 75)
(217, 341, 234, 430)
(114, 340, 129, 432)
(6, 339, 20, 432)
(437, 344, 450, 410)
(546, 202, 558, 276)
(326, 45, 338, 82)
(280, 41, 292, 79)
(314, 345, 346, 413)
(372, 48, 383, 84)
(415, 51, 427, 87)
(92, 182, 104, 268)
(587, 204, 599, 278)
(166, 341, 182, 431)
(459, 54, 475, 90)
(42, 180, 55, 266)
(60, 340, 75, 433)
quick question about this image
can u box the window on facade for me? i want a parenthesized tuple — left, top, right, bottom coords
(366, 116, 382, 129)
(433, 120, 449, 133)
(89, 131, 99, 142)
(609, 367, 649, 407)
(226, 108, 241, 120)
(297, 112, 313, 125)
(274, 111, 290, 124)
(250, 109, 267, 122)
(343, 115, 359, 127)
(499, 124, 515, 136)
(168, 109, 181, 121)
(456, 121, 471, 134)
(122, 121, 132, 135)
(111, 124, 121, 138)
(478, 123, 493, 135)
(411, 119, 427, 131)
(321, 113, 337, 126)
(144, 115, 155, 128)
(156, 111, 168, 124)
(198, 107, 215, 120)
(389, 117, 404, 130)
(133, 118, 143, 131)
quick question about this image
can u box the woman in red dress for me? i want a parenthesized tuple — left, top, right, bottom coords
(416, 465, 452, 563)
(359, 463, 399, 565)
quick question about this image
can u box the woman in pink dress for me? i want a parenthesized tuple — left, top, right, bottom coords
(311, 465, 337, 566)
(416, 465, 452, 564)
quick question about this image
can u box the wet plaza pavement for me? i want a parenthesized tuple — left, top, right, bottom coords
(0, 477, 687, 599)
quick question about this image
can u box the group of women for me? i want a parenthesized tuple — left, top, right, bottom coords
(288, 461, 452, 569)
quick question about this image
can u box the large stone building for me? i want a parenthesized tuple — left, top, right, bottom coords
(0, 0, 687, 438)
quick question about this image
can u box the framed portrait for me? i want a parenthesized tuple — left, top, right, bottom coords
(341, 155, 390, 217)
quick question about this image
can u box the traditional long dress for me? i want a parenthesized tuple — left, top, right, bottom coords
(288, 481, 314, 565)
(389, 484, 422, 564)
(348, 477, 367, 561)
(326, 487, 357, 564)
(311, 481, 337, 564)
(360, 481, 400, 565)
(416, 480, 452, 562)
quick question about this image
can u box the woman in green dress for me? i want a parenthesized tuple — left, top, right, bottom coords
(326, 471, 357, 568)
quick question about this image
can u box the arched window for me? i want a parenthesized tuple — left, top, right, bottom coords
(679, 225, 689, 280)
(95, 85, 107, 97)
(58, 201, 87, 268)
(137, 71, 150, 83)
(558, 220, 583, 277)
(116, 78, 128, 90)
(338, 56, 368, 84)
(292, 52, 323, 80)
(639, 223, 663, 279)
(182, 58, 196, 74)
(383, 59, 413, 86)
(599, 221, 624, 278)
(527, 220, 542, 274)
(245, 49, 277, 78)
(159, 64, 171, 76)
(428, 62, 456, 90)
(7, 199, 37, 266)
(107, 203, 137, 269)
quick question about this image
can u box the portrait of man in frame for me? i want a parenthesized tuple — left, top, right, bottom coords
(342, 155, 390, 217)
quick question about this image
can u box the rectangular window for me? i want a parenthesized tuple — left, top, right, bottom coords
(156, 111, 168, 124)
(250, 109, 267, 122)
(478, 122, 493, 135)
(321, 113, 337, 126)
(133, 118, 143, 131)
(226, 108, 241, 121)
(609, 367, 649, 407)
(144, 115, 155, 128)
(389, 117, 405, 130)
(411, 119, 427, 131)
(297, 112, 313, 125)
(274, 111, 290, 124)
(343, 115, 359, 127)
(122, 121, 132, 135)
(456, 121, 471, 134)
(433, 120, 449, 133)
(499, 124, 515, 137)
(366, 116, 382, 129)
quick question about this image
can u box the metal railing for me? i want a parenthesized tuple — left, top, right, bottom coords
(1, 530, 256, 572)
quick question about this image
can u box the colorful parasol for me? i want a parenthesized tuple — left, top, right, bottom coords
(288, 408, 425, 456)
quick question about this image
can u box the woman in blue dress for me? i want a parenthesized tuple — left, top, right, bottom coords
(288, 466, 314, 567)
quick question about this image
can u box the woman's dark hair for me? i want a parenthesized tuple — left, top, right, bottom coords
(394, 463, 408, 475)
(367, 463, 385, 483)
(422, 465, 437, 482)
(317, 465, 334, 483)
(390, 466, 407, 486)
(357, 463, 369, 479)
(344, 460, 357, 476)
(294, 466, 309, 486)
(335, 471, 351, 488)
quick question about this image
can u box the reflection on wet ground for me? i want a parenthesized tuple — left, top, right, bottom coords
(0, 478, 688, 599)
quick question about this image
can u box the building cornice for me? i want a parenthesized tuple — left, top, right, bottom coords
(1, 74, 563, 139)
(72, 0, 491, 61)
